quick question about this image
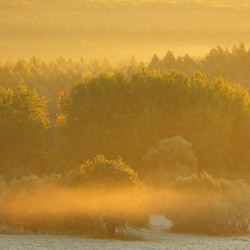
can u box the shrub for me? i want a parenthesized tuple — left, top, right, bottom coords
(0, 155, 148, 237)
(143, 136, 198, 185)
(164, 173, 250, 235)
(59, 155, 148, 236)
(61, 155, 142, 188)
(0, 156, 149, 237)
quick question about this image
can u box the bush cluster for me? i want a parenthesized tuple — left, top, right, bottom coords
(165, 173, 250, 235)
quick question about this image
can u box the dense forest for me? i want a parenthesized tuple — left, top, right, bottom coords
(1, 44, 250, 236)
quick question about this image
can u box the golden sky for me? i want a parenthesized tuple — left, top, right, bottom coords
(1, 0, 250, 59)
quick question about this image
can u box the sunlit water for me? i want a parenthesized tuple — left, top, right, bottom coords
(0, 216, 249, 250)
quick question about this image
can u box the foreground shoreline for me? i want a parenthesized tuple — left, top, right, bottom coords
(0, 216, 249, 250)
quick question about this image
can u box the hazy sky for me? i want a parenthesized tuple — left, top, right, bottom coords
(1, 0, 250, 60)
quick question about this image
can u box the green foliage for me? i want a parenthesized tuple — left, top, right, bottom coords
(165, 173, 250, 235)
(143, 136, 198, 184)
(2, 44, 250, 122)
(1, 44, 250, 120)
(0, 156, 148, 237)
(61, 155, 143, 189)
(148, 44, 250, 88)
(59, 155, 147, 235)
(0, 85, 49, 175)
(57, 70, 250, 179)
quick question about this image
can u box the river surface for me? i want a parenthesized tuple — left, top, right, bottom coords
(0, 215, 249, 250)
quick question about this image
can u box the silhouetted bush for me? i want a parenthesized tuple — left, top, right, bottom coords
(0, 156, 148, 237)
(143, 136, 198, 185)
(59, 155, 148, 235)
(165, 173, 250, 235)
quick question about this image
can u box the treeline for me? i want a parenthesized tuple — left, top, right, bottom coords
(2, 44, 250, 119)
(1, 68, 250, 180)
(149, 43, 250, 87)
(0, 57, 115, 118)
